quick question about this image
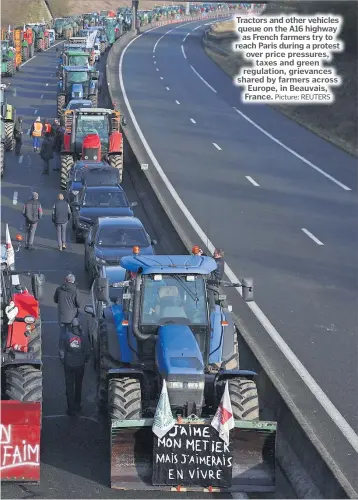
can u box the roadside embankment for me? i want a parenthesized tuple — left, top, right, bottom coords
(203, 2, 358, 157)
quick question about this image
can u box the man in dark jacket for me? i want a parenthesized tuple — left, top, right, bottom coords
(54, 273, 81, 334)
(14, 117, 23, 156)
(59, 317, 90, 416)
(52, 193, 71, 250)
(40, 132, 54, 174)
(22, 192, 43, 250)
(52, 122, 63, 171)
(212, 248, 225, 281)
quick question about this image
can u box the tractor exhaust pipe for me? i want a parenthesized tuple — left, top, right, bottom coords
(132, 274, 151, 341)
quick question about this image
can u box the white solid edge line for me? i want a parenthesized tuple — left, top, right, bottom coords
(119, 30, 358, 452)
(245, 175, 259, 186)
(233, 107, 351, 191)
(301, 228, 324, 246)
(213, 142, 222, 151)
(181, 44, 187, 59)
(20, 56, 36, 67)
(190, 118, 196, 124)
(190, 65, 216, 93)
(153, 20, 199, 53)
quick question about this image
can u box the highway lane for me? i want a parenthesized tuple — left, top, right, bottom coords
(120, 20, 358, 435)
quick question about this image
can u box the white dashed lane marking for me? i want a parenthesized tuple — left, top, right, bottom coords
(213, 143, 222, 151)
(301, 228, 324, 246)
(245, 176, 260, 187)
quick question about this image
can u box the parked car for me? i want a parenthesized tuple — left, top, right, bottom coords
(71, 184, 137, 243)
(66, 161, 119, 204)
(84, 264, 126, 370)
(84, 216, 156, 283)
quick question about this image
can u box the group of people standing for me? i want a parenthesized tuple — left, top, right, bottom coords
(13, 115, 64, 174)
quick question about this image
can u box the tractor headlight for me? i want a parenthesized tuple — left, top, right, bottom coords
(186, 381, 205, 390)
(24, 315, 35, 324)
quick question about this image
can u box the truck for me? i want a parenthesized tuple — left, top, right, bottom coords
(84, 248, 276, 491)
(1, 230, 44, 482)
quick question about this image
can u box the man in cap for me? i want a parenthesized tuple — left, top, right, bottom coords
(212, 248, 225, 282)
(59, 317, 90, 416)
(30, 117, 43, 152)
(54, 273, 81, 335)
(52, 193, 71, 250)
(40, 131, 54, 174)
(22, 192, 43, 250)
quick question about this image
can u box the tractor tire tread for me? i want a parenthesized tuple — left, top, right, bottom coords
(61, 155, 74, 189)
(229, 378, 259, 421)
(108, 377, 141, 420)
(4, 122, 15, 151)
(109, 154, 123, 183)
(5, 365, 42, 402)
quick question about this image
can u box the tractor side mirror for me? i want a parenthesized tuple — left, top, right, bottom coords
(95, 277, 109, 302)
(84, 304, 95, 317)
(31, 273, 45, 300)
(241, 277, 253, 302)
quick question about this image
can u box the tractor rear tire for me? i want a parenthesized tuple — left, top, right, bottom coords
(28, 318, 42, 359)
(29, 43, 35, 58)
(109, 154, 123, 183)
(108, 378, 142, 420)
(21, 46, 29, 62)
(57, 94, 66, 118)
(89, 93, 98, 108)
(61, 155, 74, 189)
(100, 41, 106, 54)
(6, 59, 14, 77)
(44, 37, 49, 50)
(4, 122, 15, 151)
(97, 320, 117, 411)
(229, 378, 259, 421)
(5, 365, 42, 402)
(36, 39, 43, 51)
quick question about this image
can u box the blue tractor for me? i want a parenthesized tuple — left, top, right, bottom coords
(57, 65, 99, 117)
(85, 249, 277, 491)
(86, 249, 259, 419)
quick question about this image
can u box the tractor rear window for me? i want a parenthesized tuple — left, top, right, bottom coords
(67, 72, 87, 83)
(141, 276, 208, 326)
(82, 189, 126, 208)
(76, 116, 108, 141)
(96, 227, 148, 247)
(69, 55, 88, 66)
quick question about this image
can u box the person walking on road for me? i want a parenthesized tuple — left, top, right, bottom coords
(14, 116, 23, 156)
(59, 317, 90, 416)
(40, 132, 54, 174)
(54, 273, 81, 335)
(22, 192, 43, 250)
(52, 193, 71, 250)
(30, 117, 43, 152)
(52, 121, 63, 171)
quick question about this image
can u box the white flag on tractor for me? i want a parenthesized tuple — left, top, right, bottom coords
(86, 31, 97, 48)
(5, 224, 14, 268)
(211, 380, 235, 445)
(152, 380, 176, 439)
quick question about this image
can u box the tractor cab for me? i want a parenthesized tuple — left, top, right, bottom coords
(62, 50, 91, 67)
(57, 66, 98, 114)
(75, 110, 110, 152)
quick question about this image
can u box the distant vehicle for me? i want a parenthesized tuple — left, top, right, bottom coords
(66, 161, 119, 204)
(93, 42, 101, 61)
(70, 184, 136, 243)
(61, 98, 92, 124)
(47, 29, 55, 45)
(84, 216, 156, 283)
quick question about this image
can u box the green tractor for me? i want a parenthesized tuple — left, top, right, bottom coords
(27, 24, 49, 51)
(54, 18, 66, 39)
(57, 66, 99, 117)
(1, 41, 16, 77)
(0, 83, 16, 175)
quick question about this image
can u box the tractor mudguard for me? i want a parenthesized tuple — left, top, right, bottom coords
(110, 418, 276, 492)
(109, 131, 122, 154)
(0, 401, 41, 482)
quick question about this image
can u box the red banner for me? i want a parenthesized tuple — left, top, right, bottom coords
(0, 401, 41, 482)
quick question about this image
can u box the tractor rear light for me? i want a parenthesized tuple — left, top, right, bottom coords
(153, 274, 162, 281)
(132, 246, 140, 255)
(192, 245, 200, 255)
(122, 320, 129, 326)
(186, 381, 204, 390)
(24, 316, 35, 324)
(221, 320, 228, 326)
(15, 234, 23, 241)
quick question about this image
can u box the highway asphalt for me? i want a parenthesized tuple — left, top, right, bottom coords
(1, 37, 294, 500)
(120, 20, 358, 436)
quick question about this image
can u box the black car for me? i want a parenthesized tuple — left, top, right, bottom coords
(84, 216, 156, 284)
(71, 184, 137, 243)
(66, 161, 120, 204)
